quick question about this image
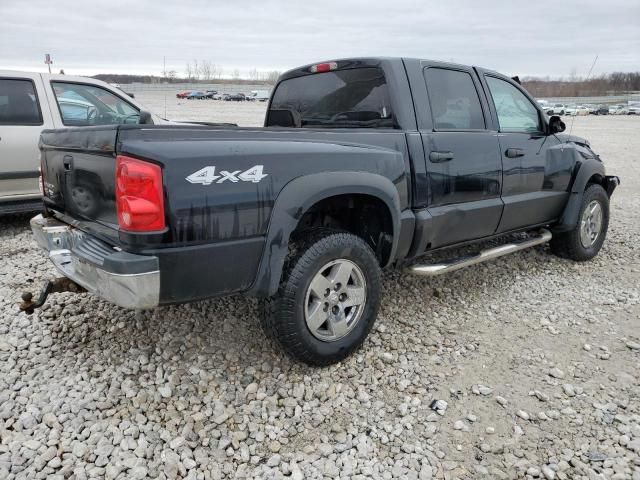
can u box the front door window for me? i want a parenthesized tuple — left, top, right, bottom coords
(51, 82, 139, 126)
(485, 77, 541, 133)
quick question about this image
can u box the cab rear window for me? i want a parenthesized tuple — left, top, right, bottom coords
(267, 67, 394, 128)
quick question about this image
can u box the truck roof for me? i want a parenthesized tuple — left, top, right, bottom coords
(0, 70, 124, 87)
(279, 57, 498, 81)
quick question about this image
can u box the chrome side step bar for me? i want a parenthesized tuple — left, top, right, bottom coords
(407, 229, 552, 277)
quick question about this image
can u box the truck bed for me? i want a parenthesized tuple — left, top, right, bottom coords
(40, 124, 410, 302)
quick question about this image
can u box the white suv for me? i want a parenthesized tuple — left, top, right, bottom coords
(0, 71, 165, 214)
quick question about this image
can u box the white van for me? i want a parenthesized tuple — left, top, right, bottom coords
(0, 71, 166, 214)
(246, 90, 271, 102)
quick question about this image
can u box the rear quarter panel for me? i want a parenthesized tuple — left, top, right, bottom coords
(40, 125, 410, 303)
(117, 127, 410, 247)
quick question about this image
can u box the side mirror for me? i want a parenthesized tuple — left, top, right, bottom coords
(548, 115, 566, 134)
(265, 109, 301, 127)
(138, 110, 153, 125)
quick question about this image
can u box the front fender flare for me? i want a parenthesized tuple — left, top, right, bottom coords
(248, 171, 402, 297)
(555, 159, 606, 232)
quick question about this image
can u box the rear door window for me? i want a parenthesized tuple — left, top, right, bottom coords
(0, 78, 42, 125)
(423, 68, 485, 130)
(268, 67, 394, 128)
(51, 82, 139, 126)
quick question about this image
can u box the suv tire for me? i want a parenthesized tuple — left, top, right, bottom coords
(551, 183, 609, 261)
(262, 229, 381, 366)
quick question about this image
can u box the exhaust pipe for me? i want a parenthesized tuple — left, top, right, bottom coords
(408, 229, 552, 277)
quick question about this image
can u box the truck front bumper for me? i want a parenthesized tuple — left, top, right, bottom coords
(31, 214, 160, 309)
(604, 175, 620, 197)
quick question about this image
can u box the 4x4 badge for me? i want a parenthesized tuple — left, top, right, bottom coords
(186, 165, 268, 185)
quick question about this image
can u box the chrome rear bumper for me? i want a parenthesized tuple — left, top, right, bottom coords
(30, 214, 160, 309)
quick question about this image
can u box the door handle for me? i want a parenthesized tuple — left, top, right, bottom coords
(63, 155, 73, 171)
(505, 148, 524, 158)
(429, 151, 454, 163)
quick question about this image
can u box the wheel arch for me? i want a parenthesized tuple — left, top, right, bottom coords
(569, 160, 606, 194)
(555, 159, 606, 232)
(248, 171, 403, 297)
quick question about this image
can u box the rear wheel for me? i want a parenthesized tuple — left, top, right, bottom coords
(551, 183, 609, 261)
(262, 229, 381, 366)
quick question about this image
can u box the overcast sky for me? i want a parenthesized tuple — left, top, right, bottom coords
(1, 0, 638, 79)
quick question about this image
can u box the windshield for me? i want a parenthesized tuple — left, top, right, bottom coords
(267, 67, 394, 128)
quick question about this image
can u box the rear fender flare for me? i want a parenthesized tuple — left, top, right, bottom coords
(555, 159, 605, 232)
(249, 171, 402, 297)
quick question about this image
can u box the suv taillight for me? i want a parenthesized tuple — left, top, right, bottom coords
(115, 155, 165, 232)
(38, 163, 44, 196)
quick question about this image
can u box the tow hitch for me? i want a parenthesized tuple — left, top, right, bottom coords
(19, 277, 85, 314)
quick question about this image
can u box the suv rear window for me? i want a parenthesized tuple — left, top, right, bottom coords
(0, 79, 42, 125)
(267, 67, 394, 128)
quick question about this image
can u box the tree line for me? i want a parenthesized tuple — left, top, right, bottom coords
(93, 61, 282, 85)
(178, 60, 280, 83)
(522, 72, 640, 97)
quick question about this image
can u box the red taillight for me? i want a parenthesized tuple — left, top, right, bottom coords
(115, 155, 165, 232)
(310, 62, 338, 73)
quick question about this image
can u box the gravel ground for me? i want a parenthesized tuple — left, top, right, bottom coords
(1, 112, 639, 480)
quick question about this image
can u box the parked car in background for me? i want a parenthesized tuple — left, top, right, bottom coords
(225, 93, 246, 101)
(0, 71, 166, 214)
(187, 91, 206, 100)
(609, 104, 628, 115)
(565, 104, 589, 116)
(627, 104, 639, 115)
(593, 105, 609, 115)
(584, 104, 598, 115)
(176, 91, 191, 99)
(546, 103, 566, 115)
(246, 90, 271, 102)
(211, 92, 226, 100)
(205, 90, 218, 99)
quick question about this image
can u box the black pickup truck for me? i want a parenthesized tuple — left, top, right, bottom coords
(28, 57, 619, 366)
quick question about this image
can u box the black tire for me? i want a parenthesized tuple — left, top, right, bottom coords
(551, 183, 609, 261)
(262, 229, 381, 366)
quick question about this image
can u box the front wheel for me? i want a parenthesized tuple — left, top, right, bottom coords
(262, 229, 381, 366)
(551, 184, 609, 261)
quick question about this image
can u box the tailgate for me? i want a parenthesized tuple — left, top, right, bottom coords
(40, 126, 119, 239)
